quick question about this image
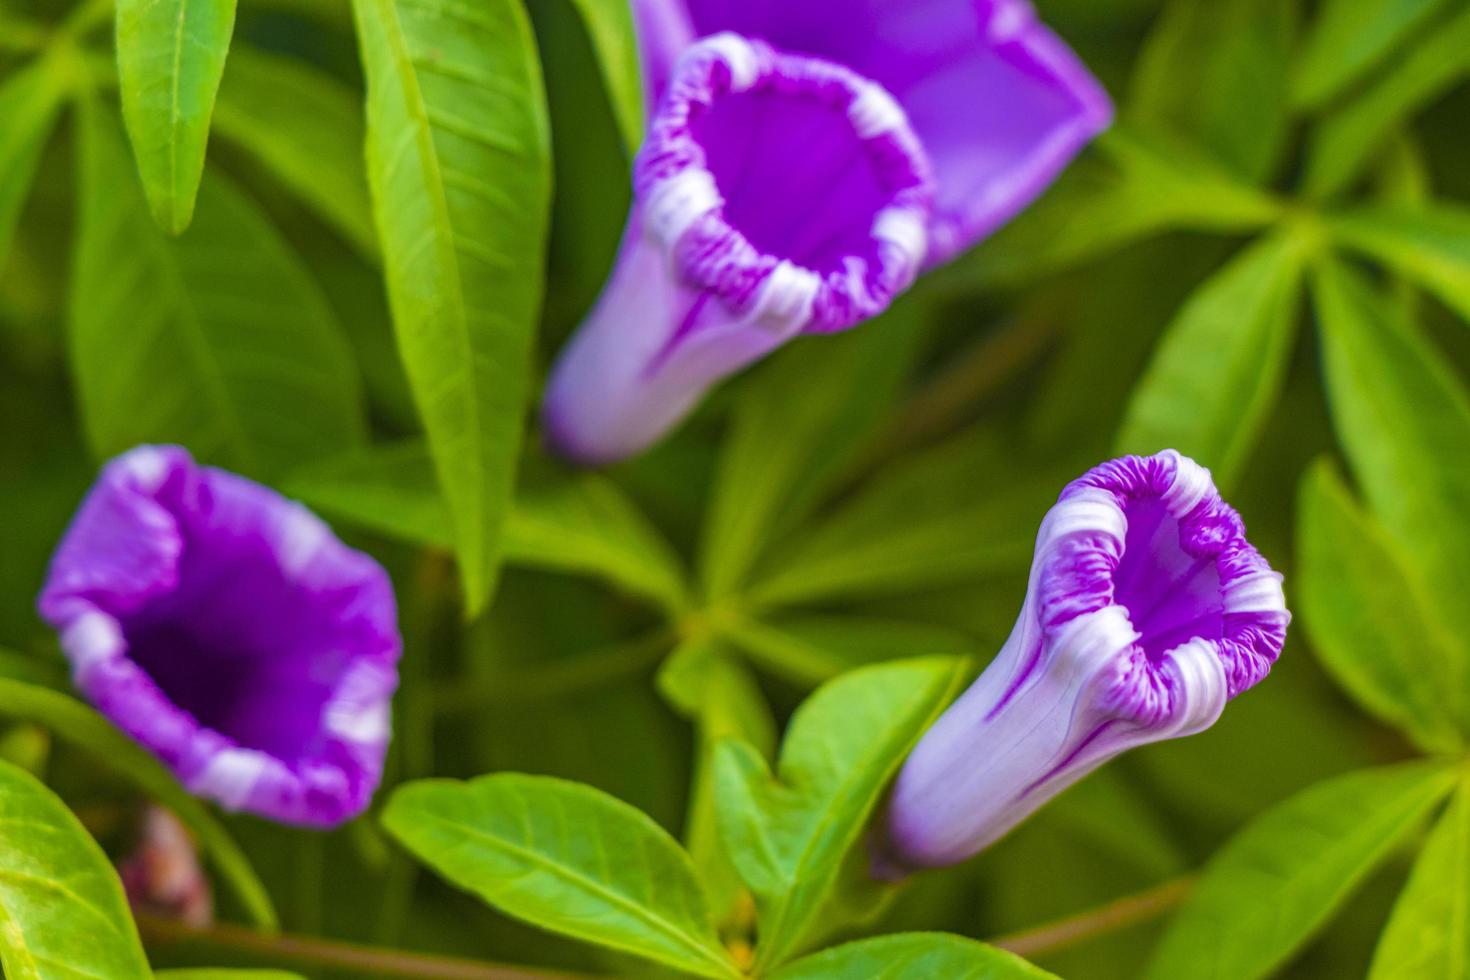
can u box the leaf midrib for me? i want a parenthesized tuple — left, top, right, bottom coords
(407, 809, 738, 978)
(368, 0, 486, 577)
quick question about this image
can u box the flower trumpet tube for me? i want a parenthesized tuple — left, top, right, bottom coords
(543, 1, 1113, 463)
(880, 451, 1289, 873)
(38, 446, 400, 827)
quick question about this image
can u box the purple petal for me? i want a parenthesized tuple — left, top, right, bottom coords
(878, 451, 1288, 874)
(38, 446, 400, 828)
(544, 33, 933, 462)
(675, 0, 1113, 263)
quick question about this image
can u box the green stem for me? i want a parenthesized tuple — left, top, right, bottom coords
(137, 914, 605, 980)
(986, 875, 1195, 959)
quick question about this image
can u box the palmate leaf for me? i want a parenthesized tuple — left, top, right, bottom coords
(1130, 0, 1295, 183)
(0, 672, 276, 928)
(1304, 4, 1470, 198)
(0, 758, 150, 980)
(1296, 460, 1463, 754)
(1144, 761, 1457, 980)
(714, 657, 965, 970)
(1369, 778, 1470, 979)
(750, 426, 1056, 608)
(564, 0, 643, 152)
(284, 441, 689, 611)
(1311, 257, 1470, 721)
(1291, 0, 1447, 110)
(1331, 203, 1470, 325)
(1117, 231, 1307, 490)
(382, 773, 741, 978)
(725, 614, 974, 689)
(116, 0, 237, 233)
(937, 126, 1281, 291)
(700, 302, 926, 600)
(70, 103, 365, 478)
(0, 50, 69, 264)
(771, 934, 1056, 980)
(352, 0, 552, 617)
(212, 45, 376, 255)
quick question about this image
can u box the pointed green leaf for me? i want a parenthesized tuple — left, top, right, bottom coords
(772, 934, 1057, 980)
(0, 52, 69, 265)
(352, 0, 552, 616)
(565, 0, 643, 151)
(714, 657, 965, 969)
(0, 759, 150, 979)
(1117, 231, 1307, 488)
(658, 639, 776, 918)
(383, 773, 740, 978)
(1331, 204, 1470, 326)
(212, 45, 376, 255)
(1297, 460, 1464, 753)
(1130, 0, 1295, 182)
(1305, 4, 1470, 197)
(70, 104, 365, 477)
(285, 441, 688, 611)
(1370, 779, 1470, 979)
(1292, 0, 1447, 109)
(1145, 761, 1457, 980)
(0, 671, 276, 929)
(116, 0, 237, 232)
(1312, 257, 1470, 713)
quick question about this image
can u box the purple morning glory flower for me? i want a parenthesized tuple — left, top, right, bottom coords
(37, 446, 400, 828)
(879, 451, 1289, 873)
(543, 1, 1112, 463)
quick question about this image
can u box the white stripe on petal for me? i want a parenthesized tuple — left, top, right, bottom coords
(188, 748, 267, 811)
(61, 610, 124, 674)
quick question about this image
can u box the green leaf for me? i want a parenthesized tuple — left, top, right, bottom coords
(0, 758, 151, 980)
(156, 972, 304, 980)
(1305, 4, 1470, 197)
(1116, 231, 1308, 490)
(1292, 0, 1447, 109)
(1297, 460, 1464, 753)
(1331, 204, 1470, 326)
(714, 657, 965, 969)
(0, 51, 69, 265)
(939, 128, 1280, 289)
(507, 471, 689, 614)
(1370, 778, 1470, 979)
(1311, 257, 1470, 717)
(70, 103, 365, 478)
(285, 441, 689, 611)
(658, 639, 776, 918)
(1144, 761, 1457, 980)
(283, 441, 451, 548)
(700, 303, 926, 599)
(0, 673, 276, 929)
(1130, 0, 1295, 182)
(382, 773, 740, 978)
(116, 0, 237, 233)
(352, 0, 552, 617)
(212, 45, 377, 255)
(565, 0, 643, 152)
(771, 934, 1057, 980)
(724, 614, 974, 688)
(751, 427, 1055, 608)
